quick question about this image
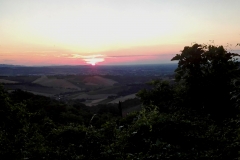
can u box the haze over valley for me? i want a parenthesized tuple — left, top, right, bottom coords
(0, 64, 176, 107)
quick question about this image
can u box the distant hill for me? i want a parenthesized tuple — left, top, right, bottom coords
(33, 75, 80, 90)
(83, 76, 117, 86)
(0, 64, 23, 67)
(0, 64, 177, 76)
(108, 93, 136, 103)
(0, 79, 18, 84)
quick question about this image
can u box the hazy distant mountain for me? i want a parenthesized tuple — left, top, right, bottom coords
(0, 64, 177, 76)
(0, 64, 23, 67)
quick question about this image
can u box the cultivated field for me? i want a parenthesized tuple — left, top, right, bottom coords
(33, 75, 81, 90)
(1, 74, 163, 106)
(108, 93, 137, 103)
(0, 79, 18, 84)
(82, 76, 118, 86)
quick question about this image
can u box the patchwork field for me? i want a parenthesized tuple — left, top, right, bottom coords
(4, 84, 73, 95)
(0, 64, 175, 111)
(108, 94, 137, 103)
(1, 74, 157, 106)
(83, 76, 118, 86)
(33, 75, 81, 90)
(0, 79, 18, 84)
(71, 93, 116, 100)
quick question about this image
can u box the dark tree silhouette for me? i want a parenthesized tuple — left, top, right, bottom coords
(118, 101, 122, 117)
(171, 43, 240, 118)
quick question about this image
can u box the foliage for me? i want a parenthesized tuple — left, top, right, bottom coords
(1, 43, 240, 159)
(171, 44, 240, 118)
(136, 80, 175, 112)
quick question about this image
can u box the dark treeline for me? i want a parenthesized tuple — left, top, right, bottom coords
(1, 44, 240, 159)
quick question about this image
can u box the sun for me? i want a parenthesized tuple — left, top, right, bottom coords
(88, 60, 96, 66)
(83, 55, 105, 66)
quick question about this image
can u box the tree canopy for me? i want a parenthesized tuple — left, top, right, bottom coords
(171, 44, 240, 118)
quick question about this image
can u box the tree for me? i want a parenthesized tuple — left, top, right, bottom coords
(136, 80, 174, 112)
(171, 43, 240, 118)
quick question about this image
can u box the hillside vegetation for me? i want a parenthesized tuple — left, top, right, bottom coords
(0, 44, 240, 159)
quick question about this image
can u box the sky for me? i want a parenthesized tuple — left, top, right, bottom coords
(0, 0, 240, 66)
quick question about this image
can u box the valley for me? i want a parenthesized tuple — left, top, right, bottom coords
(0, 64, 176, 107)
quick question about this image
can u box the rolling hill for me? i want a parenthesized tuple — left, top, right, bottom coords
(33, 75, 80, 90)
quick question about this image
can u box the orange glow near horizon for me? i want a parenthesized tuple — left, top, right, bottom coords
(0, 1, 240, 65)
(85, 57, 104, 65)
(78, 55, 105, 65)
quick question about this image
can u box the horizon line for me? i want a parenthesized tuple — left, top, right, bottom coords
(0, 62, 177, 67)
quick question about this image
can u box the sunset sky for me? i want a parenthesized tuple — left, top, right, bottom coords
(0, 0, 240, 66)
